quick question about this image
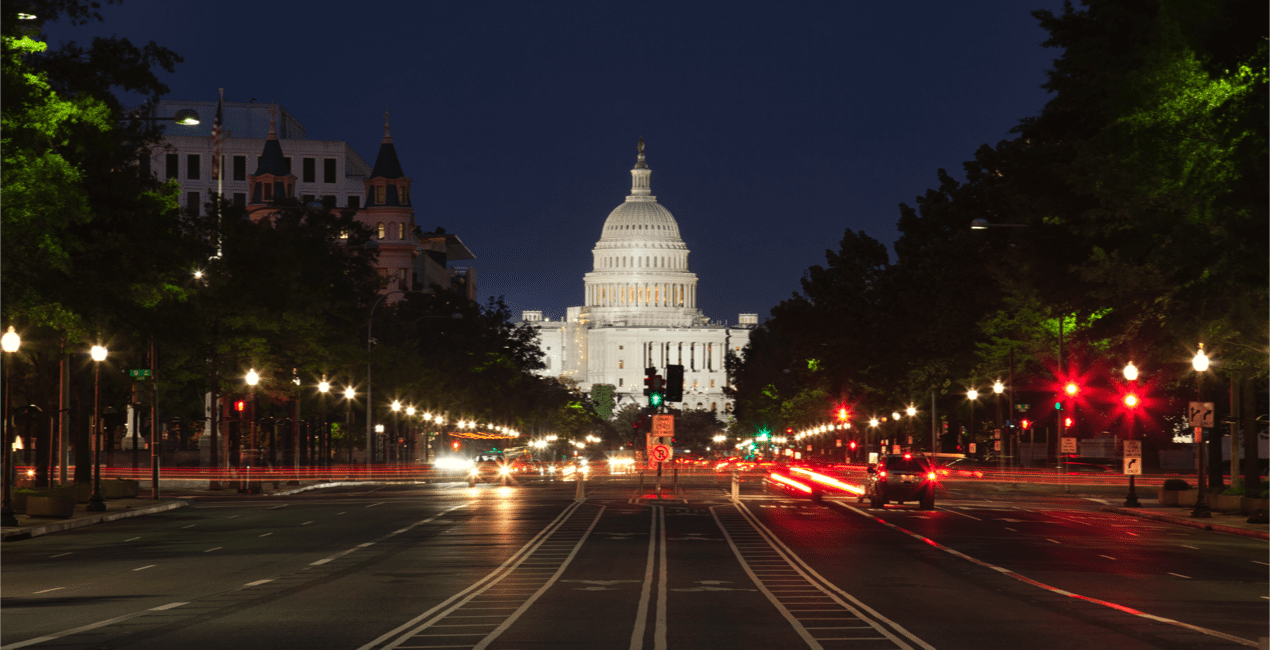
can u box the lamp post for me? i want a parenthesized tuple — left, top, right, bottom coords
(867, 418, 879, 463)
(1, 327, 21, 526)
(343, 386, 355, 466)
(966, 388, 979, 460)
(993, 380, 1005, 469)
(391, 400, 402, 468)
(244, 368, 261, 494)
(1122, 362, 1142, 507)
(317, 376, 330, 472)
(406, 406, 416, 466)
(1191, 345, 1211, 518)
(86, 345, 109, 512)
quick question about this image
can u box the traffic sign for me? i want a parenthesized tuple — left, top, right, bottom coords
(128, 369, 151, 380)
(1123, 440, 1142, 457)
(649, 444, 672, 463)
(1123, 457, 1142, 475)
(1188, 402, 1214, 428)
(1061, 437, 1077, 454)
(652, 415, 674, 438)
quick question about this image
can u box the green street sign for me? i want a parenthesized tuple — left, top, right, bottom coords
(129, 369, 152, 380)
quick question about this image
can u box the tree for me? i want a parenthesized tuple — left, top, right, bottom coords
(590, 384, 616, 421)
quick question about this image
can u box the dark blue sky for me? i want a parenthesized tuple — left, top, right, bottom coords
(46, 1, 1064, 323)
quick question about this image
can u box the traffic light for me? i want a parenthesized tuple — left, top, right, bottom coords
(643, 367, 656, 397)
(649, 374, 665, 407)
(837, 407, 849, 421)
(1020, 419, 1032, 430)
(234, 400, 246, 412)
(665, 364, 684, 402)
(1064, 382, 1079, 396)
(1054, 400, 1063, 410)
(1064, 416, 1074, 428)
(1123, 393, 1138, 408)
(848, 440, 857, 450)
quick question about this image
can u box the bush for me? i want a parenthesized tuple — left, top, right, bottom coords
(1221, 481, 1245, 496)
(1259, 488, 1268, 499)
(1162, 478, 1191, 490)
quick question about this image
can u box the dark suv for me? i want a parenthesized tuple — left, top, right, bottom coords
(861, 454, 936, 509)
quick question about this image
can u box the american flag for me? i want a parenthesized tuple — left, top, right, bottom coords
(211, 89, 223, 182)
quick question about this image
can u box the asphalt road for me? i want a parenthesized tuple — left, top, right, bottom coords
(2, 481, 1265, 650)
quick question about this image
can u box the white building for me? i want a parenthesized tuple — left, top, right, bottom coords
(519, 140, 757, 414)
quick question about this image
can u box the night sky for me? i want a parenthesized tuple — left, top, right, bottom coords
(45, 1, 1064, 324)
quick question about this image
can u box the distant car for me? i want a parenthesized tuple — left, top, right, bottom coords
(862, 453, 937, 509)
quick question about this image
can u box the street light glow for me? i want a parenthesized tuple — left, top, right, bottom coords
(391, 400, 402, 412)
(245, 368, 259, 386)
(407, 406, 416, 416)
(1064, 383, 1078, 396)
(967, 389, 978, 401)
(1123, 362, 1139, 381)
(318, 375, 330, 393)
(906, 405, 916, 417)
(869, 418, 879, 428)
(1192, 345, 1209, 372)
(993, 381, 1004, 394)
(2, 327, 20, 353)
(344, 386, 355, 399)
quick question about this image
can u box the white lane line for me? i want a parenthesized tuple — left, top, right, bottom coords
(302, 521, 314, 526)
(182, 524, 196, 529)
(310, 504, 464, 567)
(1253, 561, 1269, 567)
(1045, 539, 1061, 544)
(1178, 544, 1199, 550)
(34, 587, 64, 594)
(656, 506, 668, 650)
(839, 504, 1259, 648)
(366, 502, 385, 508)
(1005, 527, 1017, 532)
(266, 504, 288, 510)
(227, 515, 239, 519)
(125, 537, 141, 542)
(1, 603, 187, 650)
(259, 533, 272, 537)
(935, 506, 980, 520)
(244, 579, 275, 587)
(630, 505, 657, 650)
(1100, 555, 1117, 561)
(203, 547, 222, 553)
(337, 512, 346, 515)
(1168, 573, 1192, 579)
(50, 552, 71, 558)
(133, 565, 156, 572)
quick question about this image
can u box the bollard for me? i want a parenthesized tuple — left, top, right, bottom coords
(731, 470, 739, 503)
(575, 474, 585, 501)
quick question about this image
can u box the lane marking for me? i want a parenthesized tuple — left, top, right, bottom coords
(366, 502, 385, 508)
(630, 505, 657, 650)
(182, 524, 196, 529)
(1005, 527, 1017, 532)
(227, 515, 239, 519)
(259, 533, 272, 537)
(1100, 555, 1117, 561)
(203, 547, 222, 553)
(838, 503, 1258, 648)
(1253, 561, 1269, 567)
(125, 537, 141, 542)
(1178, 544, 1199, 550)
(934, 506, 980, 520)
(2, 603, 187, 650)
(243, 579, 274, 587)
(34, 587, 64, 594)
(1045, 539, 1061, 544)
(50, 553, 71, 558)
(133, 565, 156, 572)
(310, 504, 464, 567)
(337, 512, 346, 515)
(266, 504, 288, 510)
(301, 521, 313, 525)
(1167, 573, 1192, 579)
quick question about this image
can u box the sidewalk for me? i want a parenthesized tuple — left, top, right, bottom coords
(1098, 500, 1268, 541)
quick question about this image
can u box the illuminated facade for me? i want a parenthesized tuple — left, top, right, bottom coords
(519, 141, 756, 414)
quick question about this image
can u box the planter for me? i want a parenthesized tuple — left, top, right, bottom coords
(25, 495, 75, 518)
(1210, 493, 1242, 512)
(1240, 497, 1269, 516)
(1158, 488, 1181, 506)
(1175, 489, 1198, 507)
(101, 479, 139, 499)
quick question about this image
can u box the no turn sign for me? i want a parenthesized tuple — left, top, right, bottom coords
(650, 444, 672, 463)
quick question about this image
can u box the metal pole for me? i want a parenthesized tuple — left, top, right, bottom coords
(59, 340, 68, 486)
(150, 336, 159, 499)
(930, 390, 937, 457)
(87, 362, 106, 511)
(1192, 372, 1211, 517)
(1, 354, 17, 526)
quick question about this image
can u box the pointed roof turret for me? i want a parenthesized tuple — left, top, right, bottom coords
(370, 109, 405, 179)
(253, 105, 289, 176)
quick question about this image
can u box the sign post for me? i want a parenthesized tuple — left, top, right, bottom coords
(649, 415, 673, 499)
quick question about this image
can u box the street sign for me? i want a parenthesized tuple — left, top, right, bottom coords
(968, 443, 977, 453)
(994, 440, 1002, 451)
(128, 369, 151, 380)
(1123, 457, 1142, 475)
(892, 445, 901, 454)
(652, 415, 674, 438)
(1123, 440, 1142, 457)
(1188, 402, 1214, 428)
(1061, 437, 1077, 454)
(649, 444, 672, 463)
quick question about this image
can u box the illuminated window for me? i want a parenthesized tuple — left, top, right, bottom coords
(619, 361, 624, 369)
(377, 222, 385, 239)
(376, 186, 385, 203)
(340, 230, 349, 239)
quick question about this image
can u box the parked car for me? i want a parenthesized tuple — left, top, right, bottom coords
(861, 453, 937, 509)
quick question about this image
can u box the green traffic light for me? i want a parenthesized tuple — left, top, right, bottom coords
(649, 392, 664, 407)
(1054, 401, 1063, 410)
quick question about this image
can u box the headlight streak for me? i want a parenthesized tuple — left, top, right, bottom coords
(790, 467, 865, 495)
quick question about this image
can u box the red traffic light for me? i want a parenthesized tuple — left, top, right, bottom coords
(848, 440, 857, 450)
(1064, 417, 1074, 428)
(786, 428, 793, 434)
(234, 400, 246, 412)
(1123, 393, 1139, 408)
(1064, 382, 1079, 396)
(1020, 419, 1031, 430)
(836, 407, 848, 421)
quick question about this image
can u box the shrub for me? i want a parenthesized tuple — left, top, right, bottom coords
(1162, 478, 1191, 490)
(1221, 483, 1245, 496)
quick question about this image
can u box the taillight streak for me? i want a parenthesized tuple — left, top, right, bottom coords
(790, 467, 865, 495)
(769, 473, 813, 493)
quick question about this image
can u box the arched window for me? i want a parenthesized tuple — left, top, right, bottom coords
(377, 222, 385, 239)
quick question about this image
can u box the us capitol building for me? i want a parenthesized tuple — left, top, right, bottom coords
(518, 140, 756, 415)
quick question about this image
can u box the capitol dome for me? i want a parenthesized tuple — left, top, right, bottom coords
(582, 139, 701, 327)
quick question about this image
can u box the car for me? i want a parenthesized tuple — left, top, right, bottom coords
(861, 453, 937, 509)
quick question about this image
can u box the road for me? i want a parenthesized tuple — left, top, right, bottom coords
(2, 479, 1266, 649)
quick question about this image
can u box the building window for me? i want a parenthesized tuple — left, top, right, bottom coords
(263, 183, 273, 201)
(376, 186, 385, 203)
(618, 361, 624, 369)
(186, 191, 199, 214)
(321, 195, 335, 208)
(283, 157, 292, 175)
(711, 402, 717, 412)
(348, 196, 360, 209)
(619, 378, 623, 386)
(302, 194, 315, 205)
(302, 158, 315, 183)
(165, 153, 179, 179)
(545, 358, 551, 369)
(324, 158, 337, 183)
(377, 222, 385, 239)
(710, 380, 715, 388)
(232, 193, 246, 208)
(400, 185, 409, 203)
(233, 155, 246, 181)
(340, 230, 349, 239)
(186, 154, 200, 180)
(619, 346, 623, 350)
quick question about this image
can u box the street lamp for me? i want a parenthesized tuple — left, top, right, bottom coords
(86, 345, 109, 512)
(343, 386, 355, 465)
(243, 368, 260, 494)
(406, 406, 416, 465)
(317, 376, 330, 470)
(1191, 344, 1211, 518)
(1, 327, 21, 526)
(1123, 362, 1142, 508)
(391, 400, 402, 466)
(966, 388, 979, 459)
(993, 380, 1006, 469)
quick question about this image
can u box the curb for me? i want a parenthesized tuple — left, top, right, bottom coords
(1, 500, 189, 542)
(1099, 506, 1269, 541)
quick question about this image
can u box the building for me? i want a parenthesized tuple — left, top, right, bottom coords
(518, 140, 756, 415)
(140, 98, 475, 300)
